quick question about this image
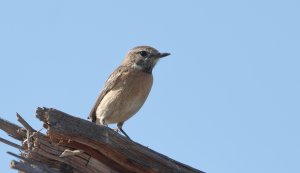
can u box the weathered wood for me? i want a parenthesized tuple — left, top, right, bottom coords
(36, 107, 204, 173)
(0, 107, 204, 173)
(8, 152, 61, 173)
(0, 137, 23, 150)
(11, 160, 44, 173)
(16, 113, 36, 132)
(0, 117, 26, 140)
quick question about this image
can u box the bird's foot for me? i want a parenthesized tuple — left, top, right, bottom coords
(113, 128, 120, 132)
(114, 127, 132, 140)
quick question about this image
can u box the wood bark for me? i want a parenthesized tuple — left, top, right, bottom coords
(0, 107, 204, 173)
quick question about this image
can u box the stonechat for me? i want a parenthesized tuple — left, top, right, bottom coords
(89, 46, 170, 139)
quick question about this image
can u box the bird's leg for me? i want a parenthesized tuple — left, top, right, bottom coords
(99, 118, 108, 126)
(116, 122, 131, 140)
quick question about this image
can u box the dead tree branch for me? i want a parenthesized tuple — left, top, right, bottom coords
(0, 107, 204, 173)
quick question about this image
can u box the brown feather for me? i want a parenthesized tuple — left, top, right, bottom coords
(89, 46, 169, 128)
(95, 68, 153, 124)
(89, 66, 129, 122)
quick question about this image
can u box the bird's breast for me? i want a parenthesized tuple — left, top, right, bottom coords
(117, 70, 153, 115)
(96, 70, 153, 124)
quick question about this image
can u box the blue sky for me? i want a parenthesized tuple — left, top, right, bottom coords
(0, 1, 300, 172)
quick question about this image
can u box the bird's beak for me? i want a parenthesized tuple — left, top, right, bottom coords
(158, 52, 171, 58)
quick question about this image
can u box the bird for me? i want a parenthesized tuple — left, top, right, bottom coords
(89, 46, 170, 139)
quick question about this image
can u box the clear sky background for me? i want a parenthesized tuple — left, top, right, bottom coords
(0, 1, 299, 173)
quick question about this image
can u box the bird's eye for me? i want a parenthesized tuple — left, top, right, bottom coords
(139, 51, 148, 57)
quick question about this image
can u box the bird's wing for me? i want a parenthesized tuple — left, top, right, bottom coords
(89, 65, 129, 122)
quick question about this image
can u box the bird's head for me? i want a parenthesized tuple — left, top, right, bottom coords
(122, 46, 170, 74)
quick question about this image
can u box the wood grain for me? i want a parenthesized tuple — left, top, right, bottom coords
(0, 107, 204, 173)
